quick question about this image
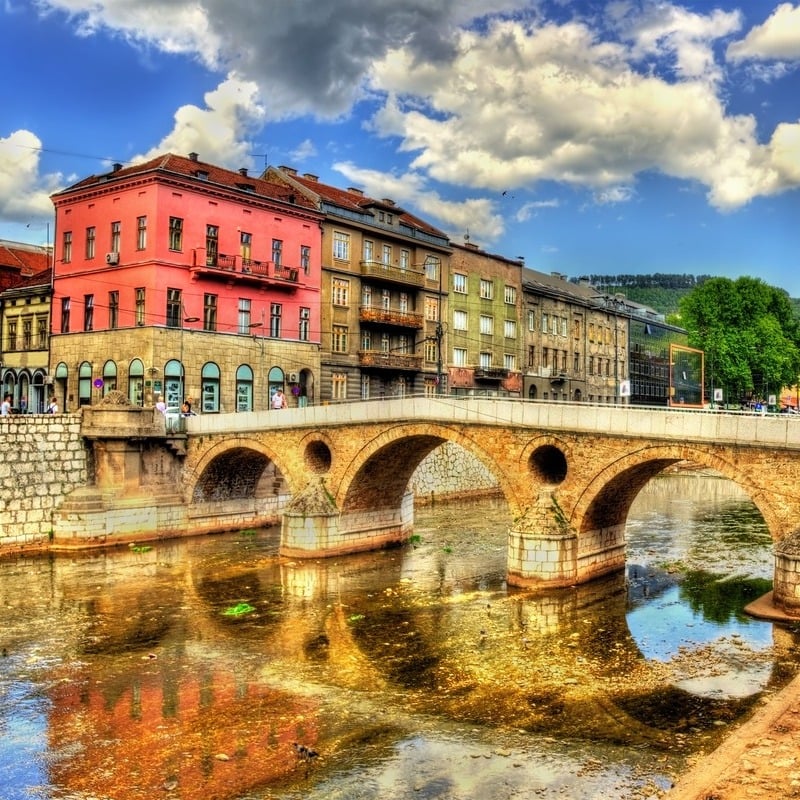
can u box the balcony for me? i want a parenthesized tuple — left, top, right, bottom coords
(360, 260, 425, 289)
(474, 366, 509, 381)
(358, 350, 423, 371)
(192, 252, 300, 289)
(359, 306, 424, 329)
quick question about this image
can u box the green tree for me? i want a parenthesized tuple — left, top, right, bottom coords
(679, 277, 800, 403)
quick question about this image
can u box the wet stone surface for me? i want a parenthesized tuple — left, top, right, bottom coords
(1, 473, 799, 799)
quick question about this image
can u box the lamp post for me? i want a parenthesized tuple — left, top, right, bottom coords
(180, 309, 200, 405)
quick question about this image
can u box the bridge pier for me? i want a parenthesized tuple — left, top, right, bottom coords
(280, 478, 414, 558)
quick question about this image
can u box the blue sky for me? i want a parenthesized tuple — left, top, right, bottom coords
(1, 1, 799, 294)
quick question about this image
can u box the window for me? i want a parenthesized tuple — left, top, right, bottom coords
(504, 285, 517, 304)
(333, 231, 350, 260)
(551, 316, 559, 335)
(270, 303, 282, 337)
(541, 313, 549, 333)
(425, 257, 439, 281)
(238, 298, 252, 334)
(37, 317, 48, 349)
(332, 325, 348, 353)
(86, 226, 96, 259)
(362, 285, 372, 307)
(332, 278, 349, 306)
(331, 372, 347, 400)
(206, 225, 219, 266)
(62, 231, 72, 264)
(573, 318, 581, 339)
(573, 352, 580, 372)
(453, 310, 468, 331)
(561, 317, 568, 337)
(136, 216, 147, 250)
(528, 346, 535, 367)
(363, 240, 374, 261)
(361, 330, 372, 350)
(381, 333, 390, 352)
(397, 334, 409, 354)
(479, 352, 492, 369)
(453, 273, 467, 293)
(425, 340, 437, 362)
(135, 288, 145, 326)
(272, 238, 283, 265)
(109, 291, 119, 329)
(61, 297, 70, 333)
(203, 294, 218, 332)
(425, 296, 439, 322)
(382, 244, 391, 265)
(505, 319, 517, 338)
(201, 362, 220, 413)
(22, 318, 31, 349)
(504, 353, 516, 371)
(110, 221, 121, 254)
(381, 289, 390, 310)
(479, 279, 493, 299)
(236, 364, 253, 412)
(166, 289, 181, 328)
(240, 232, 252, 260)
(453, 347, 467, 367)
(300, 245, 310, 274)
(169, 217, 183, 251)
(528, 310, 536, 331)
(299, 307, 310, 341)
(399, 292, 408, 312)
(8, 321, 16, 350)
(400, 249, 409, 270)
(480, 315, 493, 335)
(83, 294, 94, 331)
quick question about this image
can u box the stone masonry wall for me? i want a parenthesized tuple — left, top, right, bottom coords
(0, 414, 88, 548)
(411, 442, 500, 504)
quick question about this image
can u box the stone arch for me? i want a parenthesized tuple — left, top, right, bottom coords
(183, 435, 295, 503)
(570, 443, 779, 540)
(334, 423, 521, 517)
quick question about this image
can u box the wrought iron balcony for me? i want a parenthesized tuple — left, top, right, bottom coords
(358, 350, 423, 371)
(193, 252, 300, 288)
(359, 259, 425, 288)
(474, 366, 509, 381)
(359, 306, 424, 329)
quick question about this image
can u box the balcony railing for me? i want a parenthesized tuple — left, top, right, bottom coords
(359, 306, 424, 329)
(358, 350, 423, 371)
(474, 367, 509, 381)
(359, 260, 425, 288)
(194, 252, 300, 286)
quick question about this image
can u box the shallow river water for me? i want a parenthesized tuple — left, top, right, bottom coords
(1, 472, 798, 800)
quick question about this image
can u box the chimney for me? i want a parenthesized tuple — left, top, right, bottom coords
(303, 173, 319, 182)
(239, 168, 248, 177)
(464, 242, 479, 251)
(348, 187, 364, 196)
(112, 162, 122, 172)
(381, 198, 395, 206)
(279, 165, 297, 175)
(189, 152, 199, 162)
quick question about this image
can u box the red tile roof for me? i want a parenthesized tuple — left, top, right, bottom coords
(0, 241, 50, 276)
(57, 153, 320, 212)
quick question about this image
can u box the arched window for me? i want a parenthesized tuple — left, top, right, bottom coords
(102, 360, 117, 395)
(201, 362, 220, 413)
(78, 361, 93, 406)
(528, 384, 538, 400)
(164, 359, 182, 408)
(268, 366, 284, 409)
(129, 358, 144, 406)
(236, 364, 253, 412)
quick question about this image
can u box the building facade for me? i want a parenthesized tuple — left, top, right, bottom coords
(447, 242, 524, 397)
(267, 167, 451, 401)
(49, 153, 324, 412)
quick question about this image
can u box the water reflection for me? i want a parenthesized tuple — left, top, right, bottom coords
(1, 473, 798, 800)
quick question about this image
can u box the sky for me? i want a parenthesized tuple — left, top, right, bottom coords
(1, 0, 799, 294)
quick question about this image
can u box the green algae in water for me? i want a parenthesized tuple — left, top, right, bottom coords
(222, 602, 255, 616)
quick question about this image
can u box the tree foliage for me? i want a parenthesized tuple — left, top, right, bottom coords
(678, 277, 800, 401)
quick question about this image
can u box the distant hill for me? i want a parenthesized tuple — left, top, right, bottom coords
(573, 273, 711, 318)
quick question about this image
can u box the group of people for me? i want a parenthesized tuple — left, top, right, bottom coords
(1, 394, 58, 415)
(153, 389, 290, 416)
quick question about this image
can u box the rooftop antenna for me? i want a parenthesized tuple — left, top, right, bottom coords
(250, 153, 268, 171)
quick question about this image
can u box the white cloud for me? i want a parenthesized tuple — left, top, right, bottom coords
(131, 75, 265, 169)
(727, 3, 800, 62)
(516, 199, 560, 222)
(595, 185, 635, 204)
(290, 139, 318, 162)
(0, 130, 63, 222)
(333, 160, 505, 242)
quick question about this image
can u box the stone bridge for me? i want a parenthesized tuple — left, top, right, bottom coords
(172, 397, 800, 601)
(45, 395, 800, 611)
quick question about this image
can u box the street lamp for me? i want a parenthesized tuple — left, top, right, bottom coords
(180, 308, 200, 405)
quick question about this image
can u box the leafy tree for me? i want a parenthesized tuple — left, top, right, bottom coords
(679, 277, 800, 403)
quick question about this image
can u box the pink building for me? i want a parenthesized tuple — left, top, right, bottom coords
(50, 153, 324, 412)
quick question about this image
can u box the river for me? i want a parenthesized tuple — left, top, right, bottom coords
(1, 471, 797, 800)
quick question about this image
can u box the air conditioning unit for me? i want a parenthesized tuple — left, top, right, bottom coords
(287, 372, 299, 383)
(105, 252, 120, 265)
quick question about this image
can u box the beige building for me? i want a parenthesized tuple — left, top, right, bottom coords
(266, 167, 452, 400)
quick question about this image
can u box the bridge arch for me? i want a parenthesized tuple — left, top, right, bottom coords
(333, 422, 522, 517)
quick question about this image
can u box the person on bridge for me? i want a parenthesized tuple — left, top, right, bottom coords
(272, 388, 287, 409)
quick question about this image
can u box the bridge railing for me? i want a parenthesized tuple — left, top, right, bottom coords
(184, 394, 800, 450)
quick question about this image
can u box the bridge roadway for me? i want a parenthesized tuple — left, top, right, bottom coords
(180, 396, 800, 594)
